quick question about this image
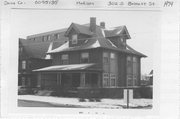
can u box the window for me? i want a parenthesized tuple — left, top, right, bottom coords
(81, 52, 89, 63)
(103, 73, 109, 87)
(110, 52, 115, 59)
(19, 47, 23, 53)
(61, 54, 68, 64)
(31, 38, 35, 41)
(133, 57, 138, 86)
(133, 57, 138, 75)
(127, 56, 139, 86)
(127, 75, 133, 86)
(22, 60, 26, 69)
(103, 52, 109, 64)
(47, 35, 51, 41)
(22, 77, 26, 86)
(42, 36, 46, 41)
(127, 56, 132, 75)
(54, 34, 60, 39)
(80, 73, 86, 86)
(110, 74, 116, 86)
(120, 38, 123, 42)
(72, 34, 78, 44)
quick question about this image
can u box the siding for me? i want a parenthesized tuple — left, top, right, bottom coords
(118, 54, 127, 87)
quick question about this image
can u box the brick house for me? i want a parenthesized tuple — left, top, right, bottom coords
(33, 17, 146, 98)
(18, 29, 68, 87)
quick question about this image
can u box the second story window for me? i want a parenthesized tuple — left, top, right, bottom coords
(103, 52, 109, 64)
(22, 60, 26, 69)
(110, 52, 115, 59)
(72, 34, 77, 44)
(61, 54, 69, 64)
(81, 52, 89, 63)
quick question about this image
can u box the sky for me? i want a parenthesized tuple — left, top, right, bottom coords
(11, 9, 161, 74)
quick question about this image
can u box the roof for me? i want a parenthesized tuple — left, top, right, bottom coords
(27, 28, 67, 39)
(104, 26, 131, 38)
(65, 23, 93, 36)
(149, 70, 153, 75)
(48, 37, 146, 57)
(33, 63, 100, 72)
(20, 39, 66, 59)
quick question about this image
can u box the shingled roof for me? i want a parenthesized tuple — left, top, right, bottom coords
(48, 23, 146, 57)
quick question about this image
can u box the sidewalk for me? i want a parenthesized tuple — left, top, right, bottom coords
(18, 95, 152, 108)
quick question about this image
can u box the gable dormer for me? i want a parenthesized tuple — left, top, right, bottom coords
(64, 18, 95, 47)
(106, 26, 130, 49)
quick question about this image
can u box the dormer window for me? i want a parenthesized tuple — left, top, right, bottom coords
(72, 34, 77, 44)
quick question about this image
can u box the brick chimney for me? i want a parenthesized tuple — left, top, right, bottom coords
(100, 22, 105, 28)
(90, 17, 96, 32)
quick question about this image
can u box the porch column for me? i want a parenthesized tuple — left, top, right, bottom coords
(57, 73, 62, 86)
(80, 72, 86, 87)
(97, 73, 101, 87)
(37, 72, 41, 88)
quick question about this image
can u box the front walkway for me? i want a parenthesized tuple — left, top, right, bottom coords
(18, 95, 152, 108)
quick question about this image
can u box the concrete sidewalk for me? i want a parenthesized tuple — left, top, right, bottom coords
(18, 95, 152, 108)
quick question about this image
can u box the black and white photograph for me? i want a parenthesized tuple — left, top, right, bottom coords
(16, 10, 157, 109)
(1, 0, 179, 118)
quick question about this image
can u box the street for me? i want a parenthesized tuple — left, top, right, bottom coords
(18, 99, 84, 108)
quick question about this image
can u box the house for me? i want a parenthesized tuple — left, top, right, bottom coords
(140, 70, 153, 86)
(18, 29, 68, 87)
(33, 17, 146, 98)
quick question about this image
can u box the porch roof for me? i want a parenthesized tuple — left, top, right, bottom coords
(33, 63, 100, 72)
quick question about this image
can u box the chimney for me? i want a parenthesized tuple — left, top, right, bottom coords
(90, 17, 96, 32)
(100, 22, 105, 28)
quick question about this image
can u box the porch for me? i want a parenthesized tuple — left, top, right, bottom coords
(37, 72, 101, 97)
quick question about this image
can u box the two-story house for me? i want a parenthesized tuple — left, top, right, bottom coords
(33, 17, 146, 98)
(18, 29, 68, 88)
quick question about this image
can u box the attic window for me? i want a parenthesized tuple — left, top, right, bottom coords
(72, 34, 77, 44)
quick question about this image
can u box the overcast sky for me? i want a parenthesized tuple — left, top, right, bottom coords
(11, 9, 161, 74)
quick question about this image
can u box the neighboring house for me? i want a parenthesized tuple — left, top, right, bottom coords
(149, 70, 153, 85)
(140, 70, 153, 86)
(18, 29, 68, 87)
(33, 17, 147, 98)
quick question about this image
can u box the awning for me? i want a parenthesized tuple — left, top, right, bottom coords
(33, 63, 99, 72)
